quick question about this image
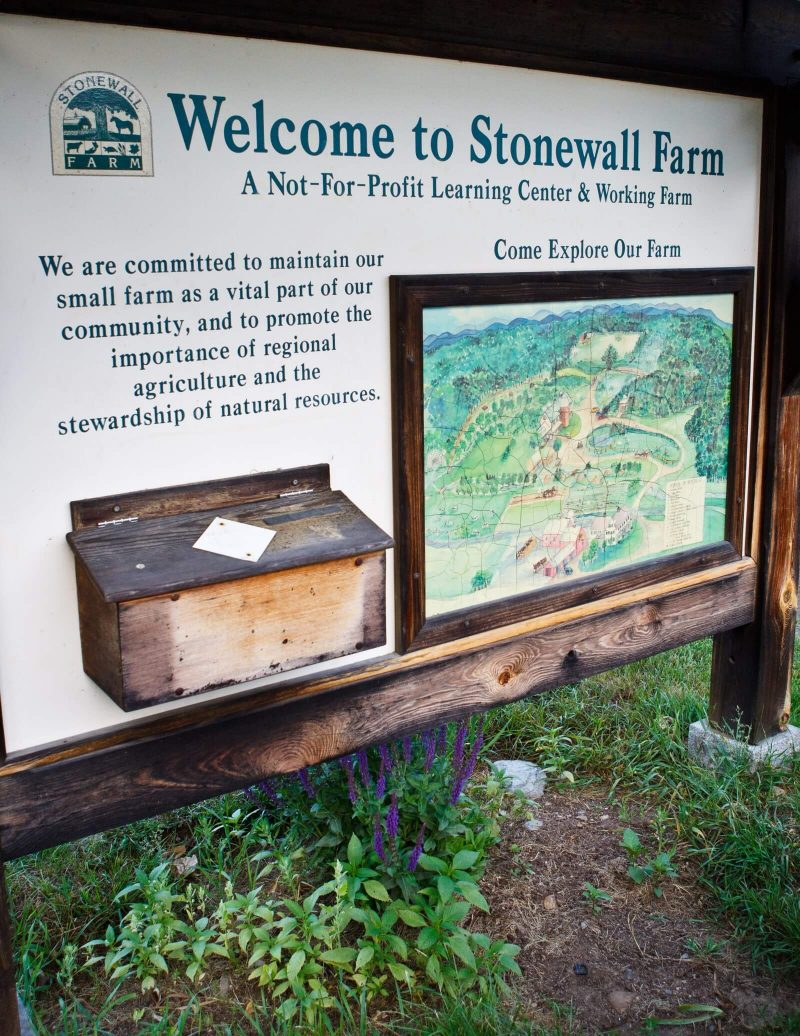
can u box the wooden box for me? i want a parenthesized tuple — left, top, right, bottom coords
(67, 465, 393, 711)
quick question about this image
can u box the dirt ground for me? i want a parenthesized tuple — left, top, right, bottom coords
(477, 787, 800, 1035)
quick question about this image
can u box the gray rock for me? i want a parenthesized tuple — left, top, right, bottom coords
(524, 818, 544, 832)
(17, 995, 36, 1036)
(688, 719, 800, 772)
(493, 759, 547, 800)
(608, 988, 635, 1015)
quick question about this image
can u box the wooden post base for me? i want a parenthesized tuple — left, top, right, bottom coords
(0, 864, 21, 1036)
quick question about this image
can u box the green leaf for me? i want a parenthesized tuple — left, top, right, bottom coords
(239, 929, 252, 954)
(452, 849, 480, 871)
(418, 854, 447, 874)
(448, 933, 476, 969)
(320, 947, 357, 965)
(457, 882, 489, 912)
(314, 833, 341, 848)
(355, 946, 374, 970)
(652, 1004, 724, 1026)
(347, 833, 363, 868)
(398, 908, 425, 928)
(363, 880, 391, 903)
(627, 865, 649, 884)
(437, 875, 456, 903)
(443, 901, 470, 924)
(425, 952, 442, 984)
(388, 962, 414, 984)
(500, 955, 523, 977)
(621, 828, 643, 856)
(286, 949, 306, 982)
(386, 933, 408, 959)
(417, 927, 439, 951)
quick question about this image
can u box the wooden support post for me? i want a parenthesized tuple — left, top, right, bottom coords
(710, 86, 800, 744)
(0, 864, 20, 1036)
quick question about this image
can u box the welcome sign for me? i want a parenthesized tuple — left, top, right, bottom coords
(0, 15, 761, 752)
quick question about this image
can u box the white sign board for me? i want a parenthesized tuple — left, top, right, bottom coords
(0, 15, 762, 752)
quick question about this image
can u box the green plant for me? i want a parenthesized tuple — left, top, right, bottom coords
(620, 828, 678, 896)
(85, 862, 229, 993)
(582, 882, 612, 914)
(684, 935, 727, 960)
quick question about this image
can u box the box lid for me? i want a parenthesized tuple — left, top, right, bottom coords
(67, 466, 393, 603)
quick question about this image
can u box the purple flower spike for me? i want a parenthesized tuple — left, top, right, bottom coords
(449, 774, 467, 806)
(402, 736, 413, 764)
(386, 792, 399, 841)
(379, 744, 394, 774)
(339, 756, 358, 804)
(373, 813, 386, 862)
(258, 778, 280, 803)
(298, 768, 315, 799)
(376, 758, 387, 800)
(423, 730, 436, 772)
(453, 720, 469, 770)
(436, 725, 447, 756)
(407, 823, 426, 872)
(357, 749, 371, 789)
(461, 726, 485, 785)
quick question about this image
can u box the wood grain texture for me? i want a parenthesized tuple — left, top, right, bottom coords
(0, 563, 755, 860)
(69, 489, 392, 603)
(75, 562, 124, 705)
(118, 553, 387, 708)
(0, 865, 20, 1036)
(70, 464, 330, 530)
(3, 557, 755, 770)
(710, 90, 799, 742)
(392, 269, 753, 652)
(712, 398, 800, 738)
(3, 0, 798, 89)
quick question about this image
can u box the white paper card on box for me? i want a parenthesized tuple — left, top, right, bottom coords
(193, 516, 276, 562)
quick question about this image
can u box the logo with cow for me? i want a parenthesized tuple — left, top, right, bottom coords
(50, 72, 153, 176)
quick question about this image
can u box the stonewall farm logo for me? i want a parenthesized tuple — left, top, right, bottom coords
(50, 72, 153, 176)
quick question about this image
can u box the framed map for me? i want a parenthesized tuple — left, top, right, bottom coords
(391, 269, 754, 651)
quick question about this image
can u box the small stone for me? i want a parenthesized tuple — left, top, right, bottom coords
(576, 811, 588, 821)
(623, 965, 636, 985)
(573, 962, 589, 976)
(543, 894, 558, 911)
(608, 988, 635, 1015)
(580, 920, 589, 929)
(493, 760, 547, 800)
(525, 818, 544, 832)
(600, 814, 611, 820)
(219, 973, 231, 996)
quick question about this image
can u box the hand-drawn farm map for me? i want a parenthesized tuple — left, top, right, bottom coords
(422, 294, 733, 616)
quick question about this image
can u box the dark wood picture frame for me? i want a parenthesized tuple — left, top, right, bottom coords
(392, 268, 754, 652)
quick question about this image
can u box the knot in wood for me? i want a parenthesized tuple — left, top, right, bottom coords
(497, 667, 514, 686)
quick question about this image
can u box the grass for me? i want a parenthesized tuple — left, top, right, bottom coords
(485, 638, 800, 971)
(8, 638, 800, 1033)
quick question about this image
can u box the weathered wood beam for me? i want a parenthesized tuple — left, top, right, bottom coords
(710, 89, 800, 742)
(0, 560, 754, 860)
(4, 0, 800, 87)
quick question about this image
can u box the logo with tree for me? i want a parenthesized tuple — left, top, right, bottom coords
(50, 72, 153, 176)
